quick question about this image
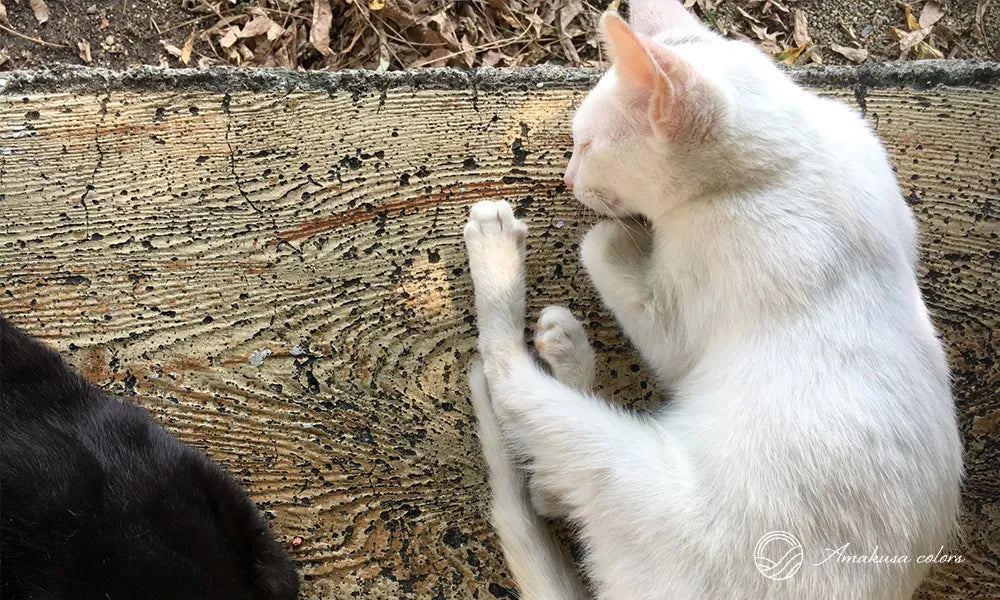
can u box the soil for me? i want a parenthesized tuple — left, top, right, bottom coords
(1, 0, 189, 70)
(0, 0, 997, 72)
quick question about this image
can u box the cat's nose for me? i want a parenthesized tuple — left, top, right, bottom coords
(563, 173, 574, 191)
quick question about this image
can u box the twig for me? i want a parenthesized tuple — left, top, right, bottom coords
(412, 29, 533, 67)
(0, 23, 70, 48)
(159, 14, 215, 35)
(353, 4, 404, 68)
(260, 7, 312, 22)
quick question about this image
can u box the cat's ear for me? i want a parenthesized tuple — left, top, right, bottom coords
(628, 0, 704, 36)
(602, 12, 659, 90)
(602, 13, 718, 140)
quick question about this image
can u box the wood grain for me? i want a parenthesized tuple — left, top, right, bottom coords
(0, 75, 996, 598)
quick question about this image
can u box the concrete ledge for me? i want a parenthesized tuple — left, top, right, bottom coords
(0, 65, 997, 599)
(1, 60, 999, 97)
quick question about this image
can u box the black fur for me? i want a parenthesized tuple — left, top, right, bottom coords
(0, 317, 298, 600)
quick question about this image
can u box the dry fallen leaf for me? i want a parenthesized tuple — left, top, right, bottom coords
(481, 49, 504, 67)
(737, 6, 763, 25)
(160, 41, 184, 58)
(30, 0, 49, 24)
(181, 28, 195, 65)
(792, 8, 811, 46)
(919, 0, 947, 28)
(801, 45, 823, 65)
(219, 27, 240, 49)
(240, 10, 283, 41)
(265, 20, 284, 41)
(829, 42, 869, 62)
(915, 40, 945, 58)
(561, 0, 584, 31)
(973, 0, 991, 41)
(776, 44, 807, 64)
(841, 21, 861, 43)
(766, 0, 790, 15)
(376, 24, 390, 72)
(417, 47, 452, 68)
(559, 0, 584, 64)
(900, 2, 921, 31)
(77, 39, 92, 63)
(749, 22, 780, 43)
(0, 0, 8, 26)
(235, 43, 253, 62)
(898, 26, 932, 57)
(422, 9, 462, 50)
(459, 34, 476, 68)
(369, 0, 385, 10)
(310, 0, 333, 56)
(276, 29, 296, 70)
(201, 15, 241, 41)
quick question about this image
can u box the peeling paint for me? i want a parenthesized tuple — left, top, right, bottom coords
(248, 348, 272, 367)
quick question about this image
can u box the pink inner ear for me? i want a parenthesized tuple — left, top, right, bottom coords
(602, 13, 711, 140)
(602, 14, 687, 93)
(602, 13, 657, 90)
(629, 0, 703, 36)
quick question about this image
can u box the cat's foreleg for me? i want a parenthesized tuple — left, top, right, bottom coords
(465, 202, 589, 599)
(534, 306, 596, 392)
(466, 201, 660, 517)
(463, 200, 530, 374)
(529, 305, 597, 518)
(581, 220, 684, 383)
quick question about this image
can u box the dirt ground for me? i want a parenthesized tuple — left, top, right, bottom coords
(0, 1, 997, 72)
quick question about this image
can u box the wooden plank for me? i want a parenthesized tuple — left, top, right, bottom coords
(0, 69, 997, 598)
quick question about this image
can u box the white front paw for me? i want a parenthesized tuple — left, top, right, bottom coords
(535, 306, 595, 390)
(464, 200, 528, 305)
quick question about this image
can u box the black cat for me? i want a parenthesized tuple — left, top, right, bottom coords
(0, 316, 298, 600)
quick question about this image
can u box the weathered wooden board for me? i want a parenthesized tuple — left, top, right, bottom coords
(0, 66, 997, 599)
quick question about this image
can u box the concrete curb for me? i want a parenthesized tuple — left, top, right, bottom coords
(1, 60, 998, 97)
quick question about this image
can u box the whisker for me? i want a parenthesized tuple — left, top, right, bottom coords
(595, 195, 643, 253)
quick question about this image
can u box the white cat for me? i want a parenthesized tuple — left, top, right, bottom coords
(463, 2, 963, 599)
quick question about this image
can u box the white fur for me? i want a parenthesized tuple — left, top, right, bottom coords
(464, 3, 963, 599)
